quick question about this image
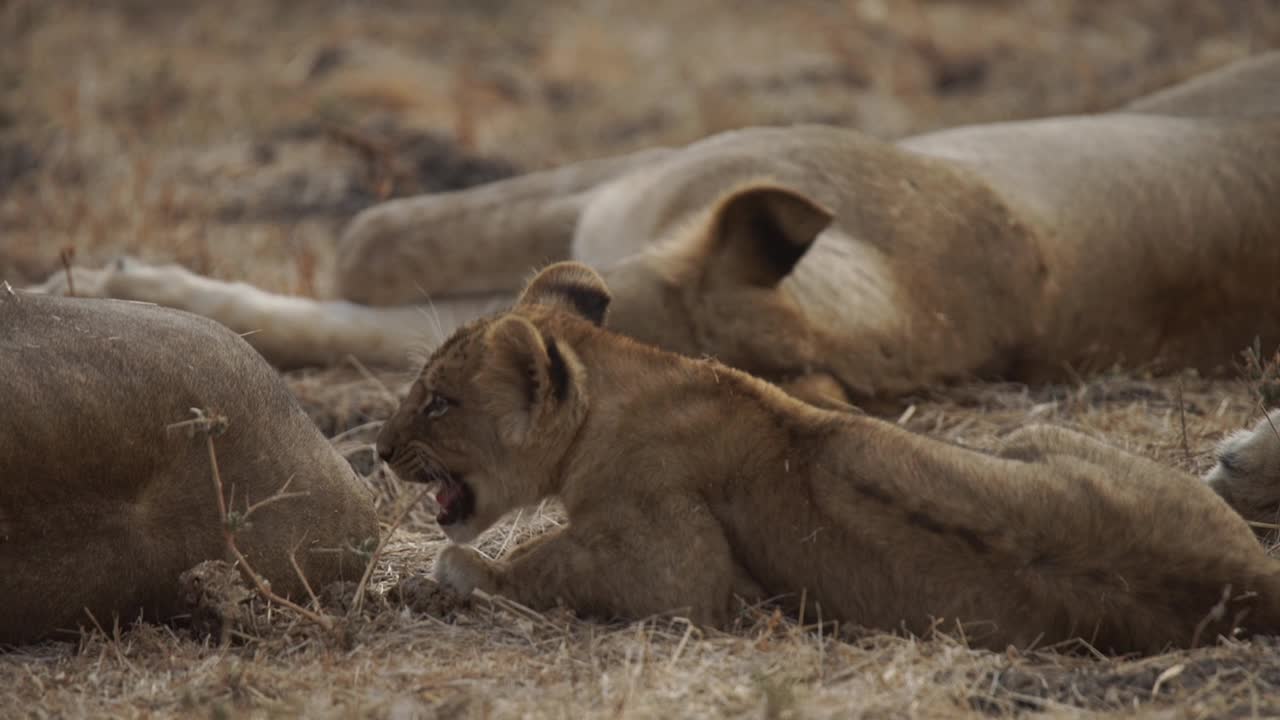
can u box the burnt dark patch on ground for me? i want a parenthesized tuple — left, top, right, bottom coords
(933, 57, 990, 95)
(0, 139, 39, 192)
(717, 65, 871, 94)
(392, 126, 519, 194)
(220, 121, 520, 223)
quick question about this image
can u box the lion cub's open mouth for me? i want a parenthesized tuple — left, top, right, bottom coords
(433, 473, 475, 526)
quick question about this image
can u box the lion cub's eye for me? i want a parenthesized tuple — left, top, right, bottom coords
(423, 392, 450, 419)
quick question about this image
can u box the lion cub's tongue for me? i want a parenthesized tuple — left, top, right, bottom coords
(436, 482, 461, 522)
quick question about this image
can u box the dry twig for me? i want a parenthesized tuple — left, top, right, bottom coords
(178, 408, 340, 637)
(1175, 379, 1191, 466)
(59, 246, 77, 297)
(349, 484, 432, 616)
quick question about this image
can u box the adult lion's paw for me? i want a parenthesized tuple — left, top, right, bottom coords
(433, 545, 497, 597)
(28, 261, 121, 297)
(27, 256, 165, 298)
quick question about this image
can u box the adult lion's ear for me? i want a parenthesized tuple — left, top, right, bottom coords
(516, 262, 612, 326)
(478, 315, 583, 446)
(700, 184, 833, 288)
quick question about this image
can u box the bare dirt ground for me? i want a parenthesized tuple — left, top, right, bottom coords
(3, 1, 1280, 717)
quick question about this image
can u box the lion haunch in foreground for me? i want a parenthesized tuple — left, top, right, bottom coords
(378, 263, 1280, 655)
(0, 290, 377, 645)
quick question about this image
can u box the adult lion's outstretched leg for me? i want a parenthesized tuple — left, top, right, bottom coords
(29, 259, 511, 369)
(28, 147, 672, 368)
(1206, 410, 1280, 533)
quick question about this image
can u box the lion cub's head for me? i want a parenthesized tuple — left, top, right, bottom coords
(376, 263, 608, 542)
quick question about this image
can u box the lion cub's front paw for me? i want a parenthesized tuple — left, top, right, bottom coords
(433, 545, 497, 597)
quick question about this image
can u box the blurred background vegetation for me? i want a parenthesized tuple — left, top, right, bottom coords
(2, 0, 1276, 292)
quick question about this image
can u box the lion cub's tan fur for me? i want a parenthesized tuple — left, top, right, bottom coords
(0, 290, 378, 644)
(378, 264, 1280, 654)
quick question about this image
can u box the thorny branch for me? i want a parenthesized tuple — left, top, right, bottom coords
(172, 408, 340, 637)
(59, 246, 77, 297)
(172, 407, 447, 642)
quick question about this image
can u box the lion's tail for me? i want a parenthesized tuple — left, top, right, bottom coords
(1206, 409, 1280, 537)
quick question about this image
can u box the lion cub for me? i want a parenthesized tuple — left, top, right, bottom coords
(377, 263, 1280, 654)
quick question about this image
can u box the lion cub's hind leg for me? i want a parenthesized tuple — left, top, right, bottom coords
(1206, 410, 1280, 535)
(779, 372, 857, 411)
(998, 425, 1140, 467)
(995, 423, 1280, 649)
(998, 424, 1260, 518)
(433, 502, 748, 626)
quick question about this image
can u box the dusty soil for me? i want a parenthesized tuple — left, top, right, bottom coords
(3, 1, 1280, 718)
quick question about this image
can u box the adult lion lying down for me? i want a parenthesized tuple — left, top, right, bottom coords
(377, 264, 1280, 655)
(35, 52, 1280, 408)
(0, 289, 377, 645)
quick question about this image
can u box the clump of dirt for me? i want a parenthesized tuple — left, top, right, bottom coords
(389, 574, 470, 620)
(313, 580, 391, 620)
(178, 560, 254, 645)
(314, 580, 360, 615)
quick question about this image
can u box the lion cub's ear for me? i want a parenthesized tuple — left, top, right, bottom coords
(516, 262, 612, 326)
(478, 314, 586, 447)
(700, 184, 834, 288)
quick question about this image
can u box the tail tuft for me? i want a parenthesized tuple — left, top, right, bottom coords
(1206, 409, 1280, 536)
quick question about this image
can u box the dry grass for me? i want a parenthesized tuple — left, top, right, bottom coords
(4, 1, 1280, 717)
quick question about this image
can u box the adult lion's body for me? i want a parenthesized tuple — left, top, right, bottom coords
(376, 263, 1280, 654)
(0, 290, 378, 644)
(35, 53, 1280, 404)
